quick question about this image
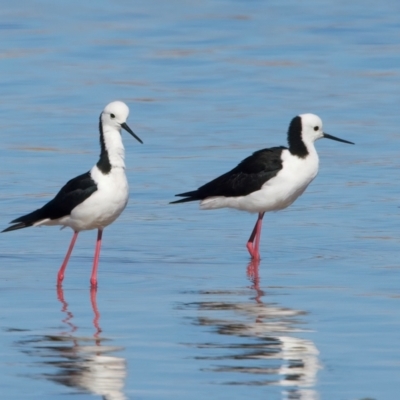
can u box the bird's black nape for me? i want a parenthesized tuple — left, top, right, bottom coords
(287, 116, 308, 158)
(97, 114, 112, 174)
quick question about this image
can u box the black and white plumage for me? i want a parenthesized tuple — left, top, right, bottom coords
(172, 147, 285, 203)
(3, 171, 97, 232)
(3, 101, 143, 287)
(171, 113, 354, 260)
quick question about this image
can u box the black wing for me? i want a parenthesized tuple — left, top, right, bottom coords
(171, 147, 285, 203)
(3, 171, 97, 232)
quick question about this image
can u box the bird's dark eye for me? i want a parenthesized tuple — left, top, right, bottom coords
(110, 113, 115, 119)
(313, 126, 319, 131)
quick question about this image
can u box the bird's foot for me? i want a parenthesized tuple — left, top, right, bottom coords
(56, 274, 64, 287)
(246, 242, 260, 260)
(246, 259, 260, 278)
(90, 278, 98, 288)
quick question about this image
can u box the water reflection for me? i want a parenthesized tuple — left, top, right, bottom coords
(182, 261, 320, 399)
(17, 287, 127, 400)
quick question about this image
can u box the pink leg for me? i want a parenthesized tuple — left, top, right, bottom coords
(246, 216, 260, 257)
(57, 231, 79, 286)
(246, 212, 265, 260)
(253, 212, 265, 259)
(90, 229, 103, 288)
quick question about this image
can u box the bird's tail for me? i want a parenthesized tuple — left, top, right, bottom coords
(170, 190, 200, 204)
(2, 209, 46, 232)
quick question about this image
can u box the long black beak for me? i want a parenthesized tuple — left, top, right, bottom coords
(121, 122, 143, 144)
(323, 132, 354, 145)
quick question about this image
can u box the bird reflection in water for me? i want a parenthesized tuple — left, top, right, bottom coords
(18, 287, 127, 400)
(182, 260, 321, 400)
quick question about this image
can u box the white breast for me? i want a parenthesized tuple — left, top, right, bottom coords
(201, 149, 319, 213)
(68, 166, 129, 231)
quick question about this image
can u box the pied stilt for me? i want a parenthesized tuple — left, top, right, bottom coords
(3, 101, 143, 287)
(171, 113, 353, 260)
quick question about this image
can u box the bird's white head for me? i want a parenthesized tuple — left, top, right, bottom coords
(102, 101, 129, 127)
(299, 113, 324, 143)
(299, 113, 354, 146)
(101, 101, 143, 143)
(287, 113, 353, 158)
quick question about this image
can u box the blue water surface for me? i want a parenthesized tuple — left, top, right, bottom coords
(1, 1, 400, 399)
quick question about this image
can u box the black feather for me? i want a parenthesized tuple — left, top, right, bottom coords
(3, 171, 97, 232)
(171, 147, 285, 203)
(96, 114, 112, 174)
(287, 116, 308, 158)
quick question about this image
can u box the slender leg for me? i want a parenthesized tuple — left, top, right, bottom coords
(246, 215, 260, 257)
(253, 212, 265, 259)
(90, 229, 103, 288)
(246, 212, 265, 260)
(57, 231, 79, 286)
(246, 219, 259, 252)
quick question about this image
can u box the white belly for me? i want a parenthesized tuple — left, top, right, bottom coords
(52, 167, 129, 231)
(200, 150, 319, 213)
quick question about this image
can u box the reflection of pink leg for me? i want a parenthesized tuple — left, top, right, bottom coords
(56, 285, 77, 334)
(246, 259, 263, 304)
(90, 286, 102, 342)
(57, 231, 79, 286)
(246, 213, 264, 260)
(246, 259, 260, 280)
(90, 229, 103, 288)
(57, 285, 67, 311)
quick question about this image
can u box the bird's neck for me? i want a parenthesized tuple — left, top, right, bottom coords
(293, 136, 319, 164)
(290, 138, 318, 160)
(97, 120, 125, 174)
(287, 117, 309, 158)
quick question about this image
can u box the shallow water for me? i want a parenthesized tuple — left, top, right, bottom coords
(1, 1, 400, 399)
